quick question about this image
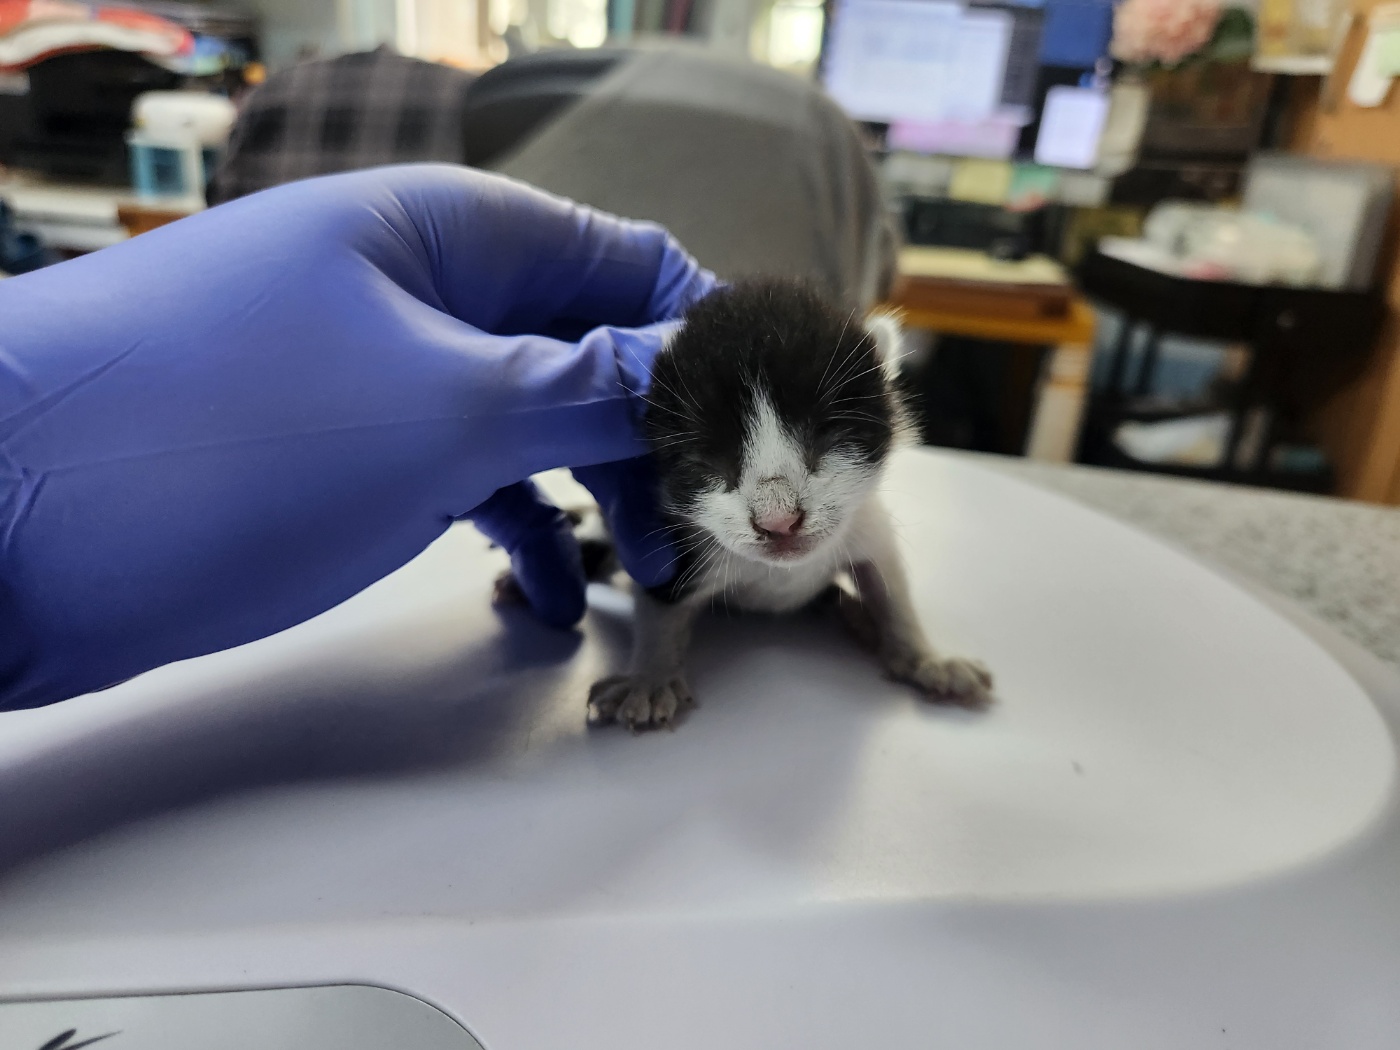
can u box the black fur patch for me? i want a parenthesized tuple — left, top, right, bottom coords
(644, 277, 896, 602)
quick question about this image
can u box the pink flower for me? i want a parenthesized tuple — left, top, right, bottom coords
(1111, 0, 1223, 67)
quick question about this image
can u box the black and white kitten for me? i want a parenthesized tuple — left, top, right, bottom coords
(585, 278, 994, 731)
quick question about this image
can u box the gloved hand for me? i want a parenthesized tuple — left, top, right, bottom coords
(0, 164, 718, 711)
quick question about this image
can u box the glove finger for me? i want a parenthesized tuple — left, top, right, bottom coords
(571, 459, 677, 590)
(466, 481, 587, 629)
(507, 526, 588, 629)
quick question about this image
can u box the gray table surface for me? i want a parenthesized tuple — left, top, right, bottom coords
(969, 452, 1400, 669)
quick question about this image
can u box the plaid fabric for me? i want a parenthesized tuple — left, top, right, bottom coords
(209, 47, 475, 204)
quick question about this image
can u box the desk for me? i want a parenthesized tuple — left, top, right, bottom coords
(884, 247, 1098, 462)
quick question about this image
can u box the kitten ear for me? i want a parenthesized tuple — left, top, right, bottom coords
(863, 311, 905, 385)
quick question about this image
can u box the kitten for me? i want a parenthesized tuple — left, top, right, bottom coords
(585, 277, 994, 731)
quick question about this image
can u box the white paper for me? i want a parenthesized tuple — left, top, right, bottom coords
(1034, 85, 1109, 170)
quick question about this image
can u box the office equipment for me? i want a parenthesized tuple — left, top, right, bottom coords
(1038, 0, 1114, 67)
(821, 0, 1050, 160)
(1, 987, 479, 1050)
(823, 0, 1120, 165)
(1034, 84, 1109, 169)
(903, 195, 1059, 260)
(5, 450, 1397, 1048)
(885, 109, 1023, 158)
(822, 1, 1015, 125)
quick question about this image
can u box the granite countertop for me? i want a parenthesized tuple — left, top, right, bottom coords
(971, 453, 1400, 669)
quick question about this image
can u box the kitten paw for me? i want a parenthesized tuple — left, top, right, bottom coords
(588, 674, 696, 732)
(882, 647, 994, 709)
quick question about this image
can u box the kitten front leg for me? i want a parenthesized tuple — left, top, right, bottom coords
(844, 503, 993, 709)
(589, 590, 701, 731)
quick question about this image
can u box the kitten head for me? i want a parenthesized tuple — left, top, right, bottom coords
(645, 278, 906, 567)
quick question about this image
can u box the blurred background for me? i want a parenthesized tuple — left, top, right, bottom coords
(1, 2, 1399, 664)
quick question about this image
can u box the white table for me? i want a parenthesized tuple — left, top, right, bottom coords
(1, 449, 1397, 1049)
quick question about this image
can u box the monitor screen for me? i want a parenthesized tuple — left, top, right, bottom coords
(819, 0, 1113, 164)
(817, 1, 1008, 125)
(821, 1, 1037, 126)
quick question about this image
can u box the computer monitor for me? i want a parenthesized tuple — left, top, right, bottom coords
(821, 1, 1040, 123)
(819, 0, 1112, 164)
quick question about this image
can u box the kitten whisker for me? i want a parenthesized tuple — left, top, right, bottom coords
(824, 334, 880, 393)
(817, 307, 860, 393)
(827, 355, 888, 391)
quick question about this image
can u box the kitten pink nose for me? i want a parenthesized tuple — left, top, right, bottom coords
(753, 509, 805, 537)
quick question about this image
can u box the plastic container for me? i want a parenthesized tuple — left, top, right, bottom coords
(127, 130, 209, 200)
